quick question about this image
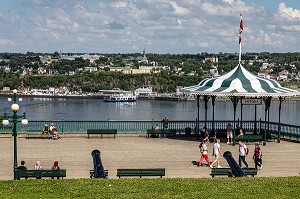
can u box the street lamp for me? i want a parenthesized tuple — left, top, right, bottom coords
(2, 89, 28, 180)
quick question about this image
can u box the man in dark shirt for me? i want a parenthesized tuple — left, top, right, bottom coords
(18, 160, 27, 170)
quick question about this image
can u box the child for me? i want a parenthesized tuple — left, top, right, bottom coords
(197, 140, 210, 167)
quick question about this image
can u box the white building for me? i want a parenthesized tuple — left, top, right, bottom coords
(135, 86, 152, 96)
(84, 67, 98, 72)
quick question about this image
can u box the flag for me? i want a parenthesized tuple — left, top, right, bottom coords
(239, 13, 243, 44)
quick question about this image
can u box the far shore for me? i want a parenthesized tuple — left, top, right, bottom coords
(0, 92, 300, 101)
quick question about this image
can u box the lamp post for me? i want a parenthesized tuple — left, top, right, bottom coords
(2, 89, 28, 180)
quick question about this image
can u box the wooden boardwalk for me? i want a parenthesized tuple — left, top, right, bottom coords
(0, 135, 299, 180)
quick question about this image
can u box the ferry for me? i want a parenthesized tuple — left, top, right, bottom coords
(104, 93, 137, 102)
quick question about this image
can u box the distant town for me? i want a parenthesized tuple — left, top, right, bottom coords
(0, 51, 299, 98)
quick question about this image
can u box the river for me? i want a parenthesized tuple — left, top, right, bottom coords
(0, 97, 299, 125)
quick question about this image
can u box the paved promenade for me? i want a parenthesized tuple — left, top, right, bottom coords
(0, 135, 299, 180)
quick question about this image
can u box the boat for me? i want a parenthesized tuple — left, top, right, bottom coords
(104, 93, 137, 102)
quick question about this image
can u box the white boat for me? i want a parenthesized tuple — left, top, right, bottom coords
(104, 93, 137, 102)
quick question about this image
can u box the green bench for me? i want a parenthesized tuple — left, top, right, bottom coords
(210, 167, 257, 177)
(19, 169, 66, 179)
(117, 168, 165, 178)
(235, 134, 263, 143)
(87, 129, 117, 139)
(146, 129, 175, 138)
(26, 129, 52, 139)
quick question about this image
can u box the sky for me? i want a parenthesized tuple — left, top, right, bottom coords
(0, 0, 299, 54)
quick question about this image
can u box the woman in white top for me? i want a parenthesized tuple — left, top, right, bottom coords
(210, 138, 221, 168)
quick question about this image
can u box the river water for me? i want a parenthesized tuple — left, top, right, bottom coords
(0, 97, 299, 125)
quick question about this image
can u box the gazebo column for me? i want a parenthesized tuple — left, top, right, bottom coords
(277, 97, 284, 143)
(197, 95, 200, 140)
(211, 96, 216, 134)
(203, 95, 210, 130)
(254, 104, 257, 133)
(263, 97, 272, 146)
(240, 96, 244, 129)
(230, 96, 239, 146)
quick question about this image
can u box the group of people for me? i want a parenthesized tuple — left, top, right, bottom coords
(42, 123, 59, 140)
(197, 137, 263, 170)
(18, 160, 61, 171)
(226, 123, 244, 144)
(197, 136, 222, 168)
(151, 116, 169, 138)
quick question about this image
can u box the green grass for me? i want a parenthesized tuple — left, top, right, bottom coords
(0, 177, 300, 199)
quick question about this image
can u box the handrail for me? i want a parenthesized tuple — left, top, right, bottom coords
(1, 119, 299, 141)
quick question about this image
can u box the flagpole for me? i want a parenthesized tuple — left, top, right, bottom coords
(239, 38, 242, 64)
(238, 13, 243, 65)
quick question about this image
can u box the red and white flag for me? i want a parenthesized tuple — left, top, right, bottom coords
(239, 13, 243, 44)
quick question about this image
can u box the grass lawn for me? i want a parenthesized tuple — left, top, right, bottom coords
(0, 177, 300, 199)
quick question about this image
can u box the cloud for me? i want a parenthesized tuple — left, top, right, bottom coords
(277, 2, 300, 21)
(169, 1, 190, 15)
(0, 0, 299, 53)
(0, 39, 15, 46)
(0, 13, 20, 23)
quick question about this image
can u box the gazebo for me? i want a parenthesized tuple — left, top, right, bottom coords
(181, 63, 300, 145)
(181, 14, 300, 145)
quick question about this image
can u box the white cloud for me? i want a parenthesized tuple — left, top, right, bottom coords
(0, 39, 15, 46)
(278, 2, 300, 21)
(0, 0, 299, 53)
(169, 1, 190, 15)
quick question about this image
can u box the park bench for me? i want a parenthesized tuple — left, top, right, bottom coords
(210, 167, 257, 177)
(89, 169, 109, 178)
(147, 129, 175, 138)
(235, 134, 263, 143)
(87, 129, 117, 139)
(26, 129, 52, 139)
(19, 169, 66, 179)
(117, 168, 165, 178)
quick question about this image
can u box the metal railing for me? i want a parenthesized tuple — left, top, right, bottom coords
(1, 119, 299, 140)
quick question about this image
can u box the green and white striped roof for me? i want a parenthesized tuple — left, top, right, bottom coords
(181, 64, 300, 97)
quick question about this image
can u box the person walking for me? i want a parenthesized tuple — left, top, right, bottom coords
(238, 141, 249, 168)
(253, 142, 263, 169)
(210, 138, 221, 168)
(226, 123, 233, 144)
(197, 140, 211, 167)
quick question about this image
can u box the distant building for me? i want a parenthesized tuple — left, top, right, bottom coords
(205, 56, 218, 63)
(135, 86, 152, 96)
(176, 86, 184, 96)
(257, 70, 272, 79)
(137, 48, 149, 64)
(4, 66, 11, 73)
(109, 67, 131, 74)
(37, 67, 47, 75)
(2, 87, 10, 91)
(84, 67, 98, 72)
(278, 70, 289, 81)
